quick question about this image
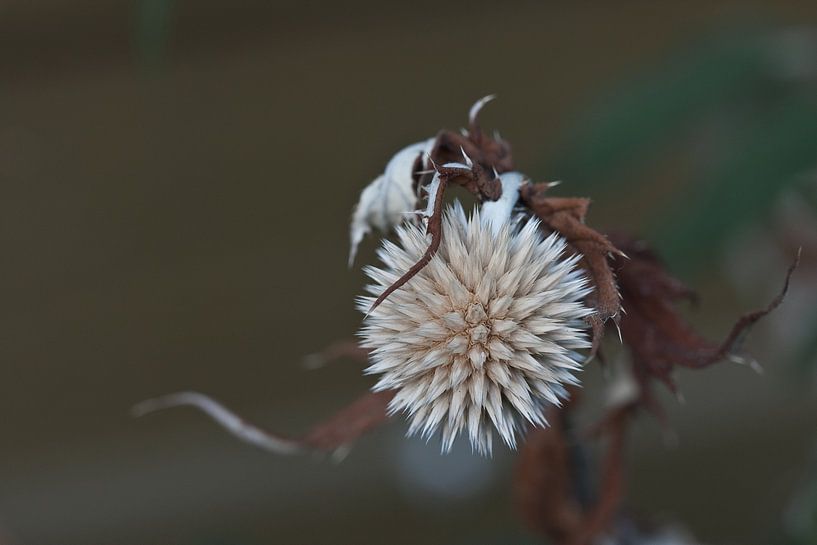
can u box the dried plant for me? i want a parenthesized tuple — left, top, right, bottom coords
(134, 97, 798, 544)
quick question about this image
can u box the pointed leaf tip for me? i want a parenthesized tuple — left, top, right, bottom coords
(469, 94, 497, 125)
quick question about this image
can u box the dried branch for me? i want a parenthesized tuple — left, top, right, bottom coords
(132, 390, 395, 457)
(515, 405, 584, 541)
(369, 173, 448, 312)
(515, 392, 636, 545)
(303, 390, 395, 451)
(132, 392, 305, 455)
(572, 404, 634, 545)
(682, 247, 800, 368)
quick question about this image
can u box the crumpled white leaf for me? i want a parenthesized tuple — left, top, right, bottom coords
(349, 138, 436, 266)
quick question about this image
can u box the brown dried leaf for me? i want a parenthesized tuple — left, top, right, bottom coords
(610, 234, 799, 391)
(428, 128, 514, 183)
(520, 183, 623, 353)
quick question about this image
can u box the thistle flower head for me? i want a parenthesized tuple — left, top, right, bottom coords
(358, 203, 593, 455)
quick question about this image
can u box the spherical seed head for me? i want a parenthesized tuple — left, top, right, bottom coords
(357, 203, 593, 455)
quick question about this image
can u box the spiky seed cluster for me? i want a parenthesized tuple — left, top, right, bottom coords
(358, 204, 593, 455)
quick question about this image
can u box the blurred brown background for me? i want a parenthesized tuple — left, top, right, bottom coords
(2, 1, 817, 544)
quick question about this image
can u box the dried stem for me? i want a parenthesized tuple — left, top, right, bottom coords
(132, 392, 305, 455)
(571, 404, 634, 545)
(680, 247, 800, 369)
(132, 390, 395, 457)
(516, 393, 636, 545)
(369, 174, 448, 312)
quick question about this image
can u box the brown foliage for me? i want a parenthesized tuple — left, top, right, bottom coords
(520, 184, 624, 353)
(514, 237, 798, 544)
(611, 234, 799, 395)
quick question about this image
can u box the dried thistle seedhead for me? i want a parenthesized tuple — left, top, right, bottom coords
(358, 204, 592, 454)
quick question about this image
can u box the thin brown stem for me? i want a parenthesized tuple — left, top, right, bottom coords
(368, 174, 448, 313)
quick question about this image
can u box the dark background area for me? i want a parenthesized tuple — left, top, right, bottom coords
(1, 1, 817, 544)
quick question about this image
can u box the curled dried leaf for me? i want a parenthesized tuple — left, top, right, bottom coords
(611, 234, 799, 392)
(520, 183, 623, 354)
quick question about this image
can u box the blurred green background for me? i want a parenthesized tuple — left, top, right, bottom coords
(1, 1, 816, 544)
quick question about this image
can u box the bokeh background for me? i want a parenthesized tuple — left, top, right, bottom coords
(2, 1, 817, 544)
